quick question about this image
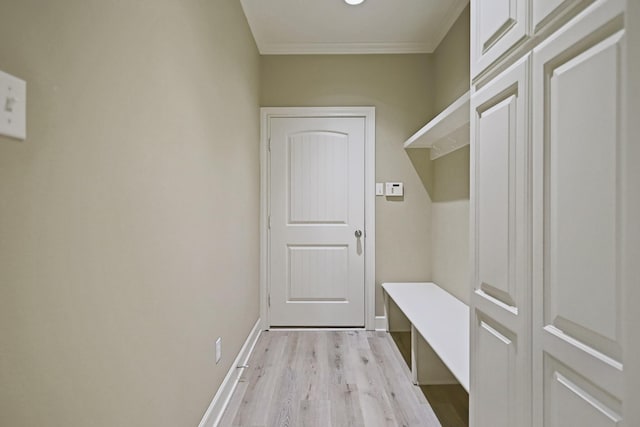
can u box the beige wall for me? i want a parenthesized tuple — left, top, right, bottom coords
(431, 147, 470, 303)
(434, 5, 471, 113)
(261, 55, 436, 315)
(0, 1, 260, 426)
(430, 5, 471, 304)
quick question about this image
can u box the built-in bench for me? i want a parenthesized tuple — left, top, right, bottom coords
(382, 282, 469, 392)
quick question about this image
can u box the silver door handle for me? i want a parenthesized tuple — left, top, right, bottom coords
(355, 230, 362, 238)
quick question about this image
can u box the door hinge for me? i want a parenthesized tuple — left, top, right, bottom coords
(268, 294, 271, 307)
(268, 215, 271, 229)
(267, 138, 271, 152)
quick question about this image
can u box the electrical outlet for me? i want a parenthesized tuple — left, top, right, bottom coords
(215, 337, 222, 364)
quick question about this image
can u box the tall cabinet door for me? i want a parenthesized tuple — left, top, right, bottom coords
(532, 0, 596, 33)
(470, 55, 531, 427)
(471, 0, 529, 77)
(532, 0, 627, 425)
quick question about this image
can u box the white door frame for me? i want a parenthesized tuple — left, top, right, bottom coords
(260, 107, 376, 330)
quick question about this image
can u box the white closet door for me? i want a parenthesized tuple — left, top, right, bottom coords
(532, 0, 626, 425)
(470, 55, 531, 427)
(532, 0, 595, 33)
(471, 0, 529, 77)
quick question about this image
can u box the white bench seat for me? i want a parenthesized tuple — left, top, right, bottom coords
(382, 282, 469, 392)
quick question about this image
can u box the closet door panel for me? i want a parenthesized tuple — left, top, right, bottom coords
(472, 0, 529, 77)
(470, 55, 531, 426)
(532, 0, 626, 424)
(544, 356, 622, 427)
(472, 55, 530, 316)
(474, 314, 518, 427)
(548, 34, 619, 355)
(477, 93, 514, 305)
(533, 0, 596, 33)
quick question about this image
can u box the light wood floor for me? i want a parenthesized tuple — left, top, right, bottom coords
(391, 332, 469, 427)
(219, 330, 466, 427)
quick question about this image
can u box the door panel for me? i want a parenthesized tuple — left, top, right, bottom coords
(477, 94, 516, 306)
(544, 356, 622, 427)
(532, 1, 626, 424)
(288, 246, 348, 301)
(470, 55, 531, 426)
(535, 0, 572, 26)
(269, 117, 365, 327)
(475, 315, 517, 427)
(289, 132, 349, 224)
(546, 31, 621, 358)
(479, 0, 515, 48)
(472, 0, 529, 77)
(533, 0, 595, 33)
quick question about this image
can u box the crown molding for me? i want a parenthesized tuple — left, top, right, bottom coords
(257, 41, 434, 55)
(428, 0, 469, 54)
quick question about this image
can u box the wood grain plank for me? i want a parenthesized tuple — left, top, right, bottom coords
(298, 399, 331, 427)
(370, 334, 444, 426)
(266, 332, 300, 427)
(227, 332, 288, 426)
(329, 383, 365, 427)
(421, 385, 469, 427)
(349, 345, 398, 426)
(219, 331, 462, 427)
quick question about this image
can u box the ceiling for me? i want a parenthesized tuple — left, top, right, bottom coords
(240, 0, 469, 55)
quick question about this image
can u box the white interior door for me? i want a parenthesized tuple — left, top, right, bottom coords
(268, 116, 365, 327)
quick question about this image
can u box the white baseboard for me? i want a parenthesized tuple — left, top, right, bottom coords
(198, 318, 262, 427)
(375, 315, 388, 331)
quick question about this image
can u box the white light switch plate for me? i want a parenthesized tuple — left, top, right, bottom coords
(0, 70, 26, 140)
(376, 183, 384, 196)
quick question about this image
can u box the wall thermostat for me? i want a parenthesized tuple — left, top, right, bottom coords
(0, 69, 26, 140)
(385, 182, 404, 197)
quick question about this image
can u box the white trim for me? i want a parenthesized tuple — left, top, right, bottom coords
(428, 0, 470, 56)
(198, 319, 262, 427)
(375, 315, 388, 331)
(252, 1, 468, 56)
(270, 328, 366, 332)
(260, 107, 376, 331)
(258, 41, 433, 55)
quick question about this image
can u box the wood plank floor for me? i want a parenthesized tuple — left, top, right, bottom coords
(219, 330, 454, 427)
(391, 332, 469, 427)
(421, 385, 469, 427)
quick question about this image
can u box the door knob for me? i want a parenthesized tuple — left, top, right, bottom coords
(355, 230, 363, 238)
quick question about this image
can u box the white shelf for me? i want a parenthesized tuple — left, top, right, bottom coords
(403, 91, 470, 160)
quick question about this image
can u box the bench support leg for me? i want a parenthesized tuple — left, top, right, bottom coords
(411, 325, 458, 386)
(385, 291, 411, 333)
